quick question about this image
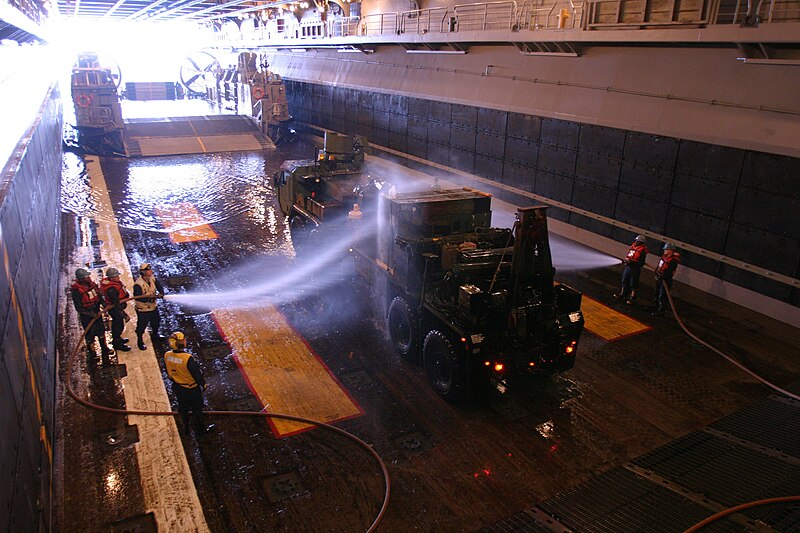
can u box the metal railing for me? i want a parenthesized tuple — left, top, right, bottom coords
(214, 0, 800, 44)
(362, 12, 400, 35)
(330, 16, 361, 37)
(453, 1, 518, 31)
(400, 7, 450, 34)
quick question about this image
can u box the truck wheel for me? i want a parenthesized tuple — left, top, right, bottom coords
(289, 215, 309, 246)
(423, 330, 464, 400)
(388, 297, 419, 360)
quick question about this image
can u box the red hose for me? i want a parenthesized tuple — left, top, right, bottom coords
(683, 496, 800, 532)
(66, 296, 390, 532)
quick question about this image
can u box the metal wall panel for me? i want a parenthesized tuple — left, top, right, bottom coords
(618, 162, 674, 201)
(371, 127, 389, 146)
(623, 132, 679, 170)
(671, 173, 737, 220)
(373, 110, 391, 131)
(429, 100, 452, 123)
(477, 108, 507, 135)
(389, 94, 408, 115)
(388, 130, 407, 153)
(373, 92, 391, 112)
(503, 161, 535, 192)
(428, 142, 450, 166)
(451, 104, 477, 129)
(570, 212, 614, 238)
(579, 124, 625, 158)
(571, 180, 617, 218)
(720, 265, 793, 302)
(740, 151, 800, 199)
(407, 136, 428, 159)
(503, 137, 537, 167)
(614, 191, 669, 233)
(475, 131, 505, 159)
(389, 113, 407, 134)
(507, 112, 541, 141)
(408, 97, 429, 118)
(450, 125, 475, 152)
(345, 88, 360, 107)
(474, 154, 503, 181)
(665, 206, 729, 253)
(538, 144, 577, 177)
(450, 147, 475, 173)
(575, 152, 621, 189)
(0, 369, 19, 528)
(535, 170, 574, 204)
(428, 121, 451, 144)
(357, 107, 373, 127)
(407, 116, 428, 140)
(676, 141, 744, 184)
(732, 188, 800, 240)
(333, 88, 347, 108)
(725, 223, 800, 276)
(358, 90, 374, 109)
(2, 316, 25, 412)
(0, 194, 24, 279)
(541, 118, 580, 149)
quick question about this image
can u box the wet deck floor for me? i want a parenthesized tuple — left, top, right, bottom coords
(55, 135, 800, 532)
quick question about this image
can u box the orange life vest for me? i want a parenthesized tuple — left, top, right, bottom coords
(100, 277, 129, 302)
(71, 280, 101, 308)
(625, 243, 647, 265)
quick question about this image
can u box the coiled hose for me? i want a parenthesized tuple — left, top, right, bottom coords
(66, 295, 390, 532)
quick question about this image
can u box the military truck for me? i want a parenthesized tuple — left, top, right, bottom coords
(351, 188, 585, 400)
(274, 132, 380, 243)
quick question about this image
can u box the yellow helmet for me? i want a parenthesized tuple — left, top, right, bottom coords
(168, 331, 187, 351)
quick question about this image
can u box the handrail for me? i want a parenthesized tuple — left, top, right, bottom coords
(211, 0, 800, 44)
(400, 7, 450, 34)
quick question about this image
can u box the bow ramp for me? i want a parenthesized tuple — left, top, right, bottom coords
(124, 115, 274, 157)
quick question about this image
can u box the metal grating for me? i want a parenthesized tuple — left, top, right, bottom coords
(711, 396, 800, 458)
(538, 467, 742, 533)
(475, 510, 557, 532)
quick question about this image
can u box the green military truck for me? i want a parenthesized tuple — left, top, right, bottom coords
(351, 188, 585, 400)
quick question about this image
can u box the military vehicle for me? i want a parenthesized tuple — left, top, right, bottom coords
(351, 188, 585, 400)
(274, 132, 379, 242)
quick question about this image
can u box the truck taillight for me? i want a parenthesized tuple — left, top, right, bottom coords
(565, 341, 577, 354)
(494, 363, 504, 372)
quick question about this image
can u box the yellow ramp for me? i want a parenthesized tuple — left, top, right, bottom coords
(214, 304, 363, 437)
(155, 202, 218, 243)
(581, 295, 652, 341)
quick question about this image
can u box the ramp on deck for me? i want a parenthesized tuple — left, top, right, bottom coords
(124, 115, 274, 157)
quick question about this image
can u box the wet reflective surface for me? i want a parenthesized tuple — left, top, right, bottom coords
(57, 135, 800, 532)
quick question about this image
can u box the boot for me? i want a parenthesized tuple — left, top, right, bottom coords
(137, 335, 146, 350)
(114, 341, 131, 352)
(86, 349, 98, 366)
(626, 291, 637, 305)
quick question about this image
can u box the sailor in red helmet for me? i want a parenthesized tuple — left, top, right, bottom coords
(651, 243, 681, 317)
(71, 268, 114, 367)
(99, 267, 131, 352)
(614, 234, 648, 305)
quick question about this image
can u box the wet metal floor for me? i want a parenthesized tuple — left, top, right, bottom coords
(55, 135, 800, 532)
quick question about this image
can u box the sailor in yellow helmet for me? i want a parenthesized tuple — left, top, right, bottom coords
(164, 331, 214, 435)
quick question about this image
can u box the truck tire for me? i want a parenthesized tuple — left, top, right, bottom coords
(387, 297, 419, 360)
(423, 330, 465, 400)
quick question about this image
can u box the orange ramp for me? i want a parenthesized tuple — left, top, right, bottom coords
(154, 202, 218, 243)
(214, 304, 363, 437)
(580, 295, 652, 341)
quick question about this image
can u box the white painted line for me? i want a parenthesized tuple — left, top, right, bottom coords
(85, 156, 210, 533)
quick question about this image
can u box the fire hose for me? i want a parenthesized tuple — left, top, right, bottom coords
(66, 294, 390, 533)
(662, 284, 800, 531)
